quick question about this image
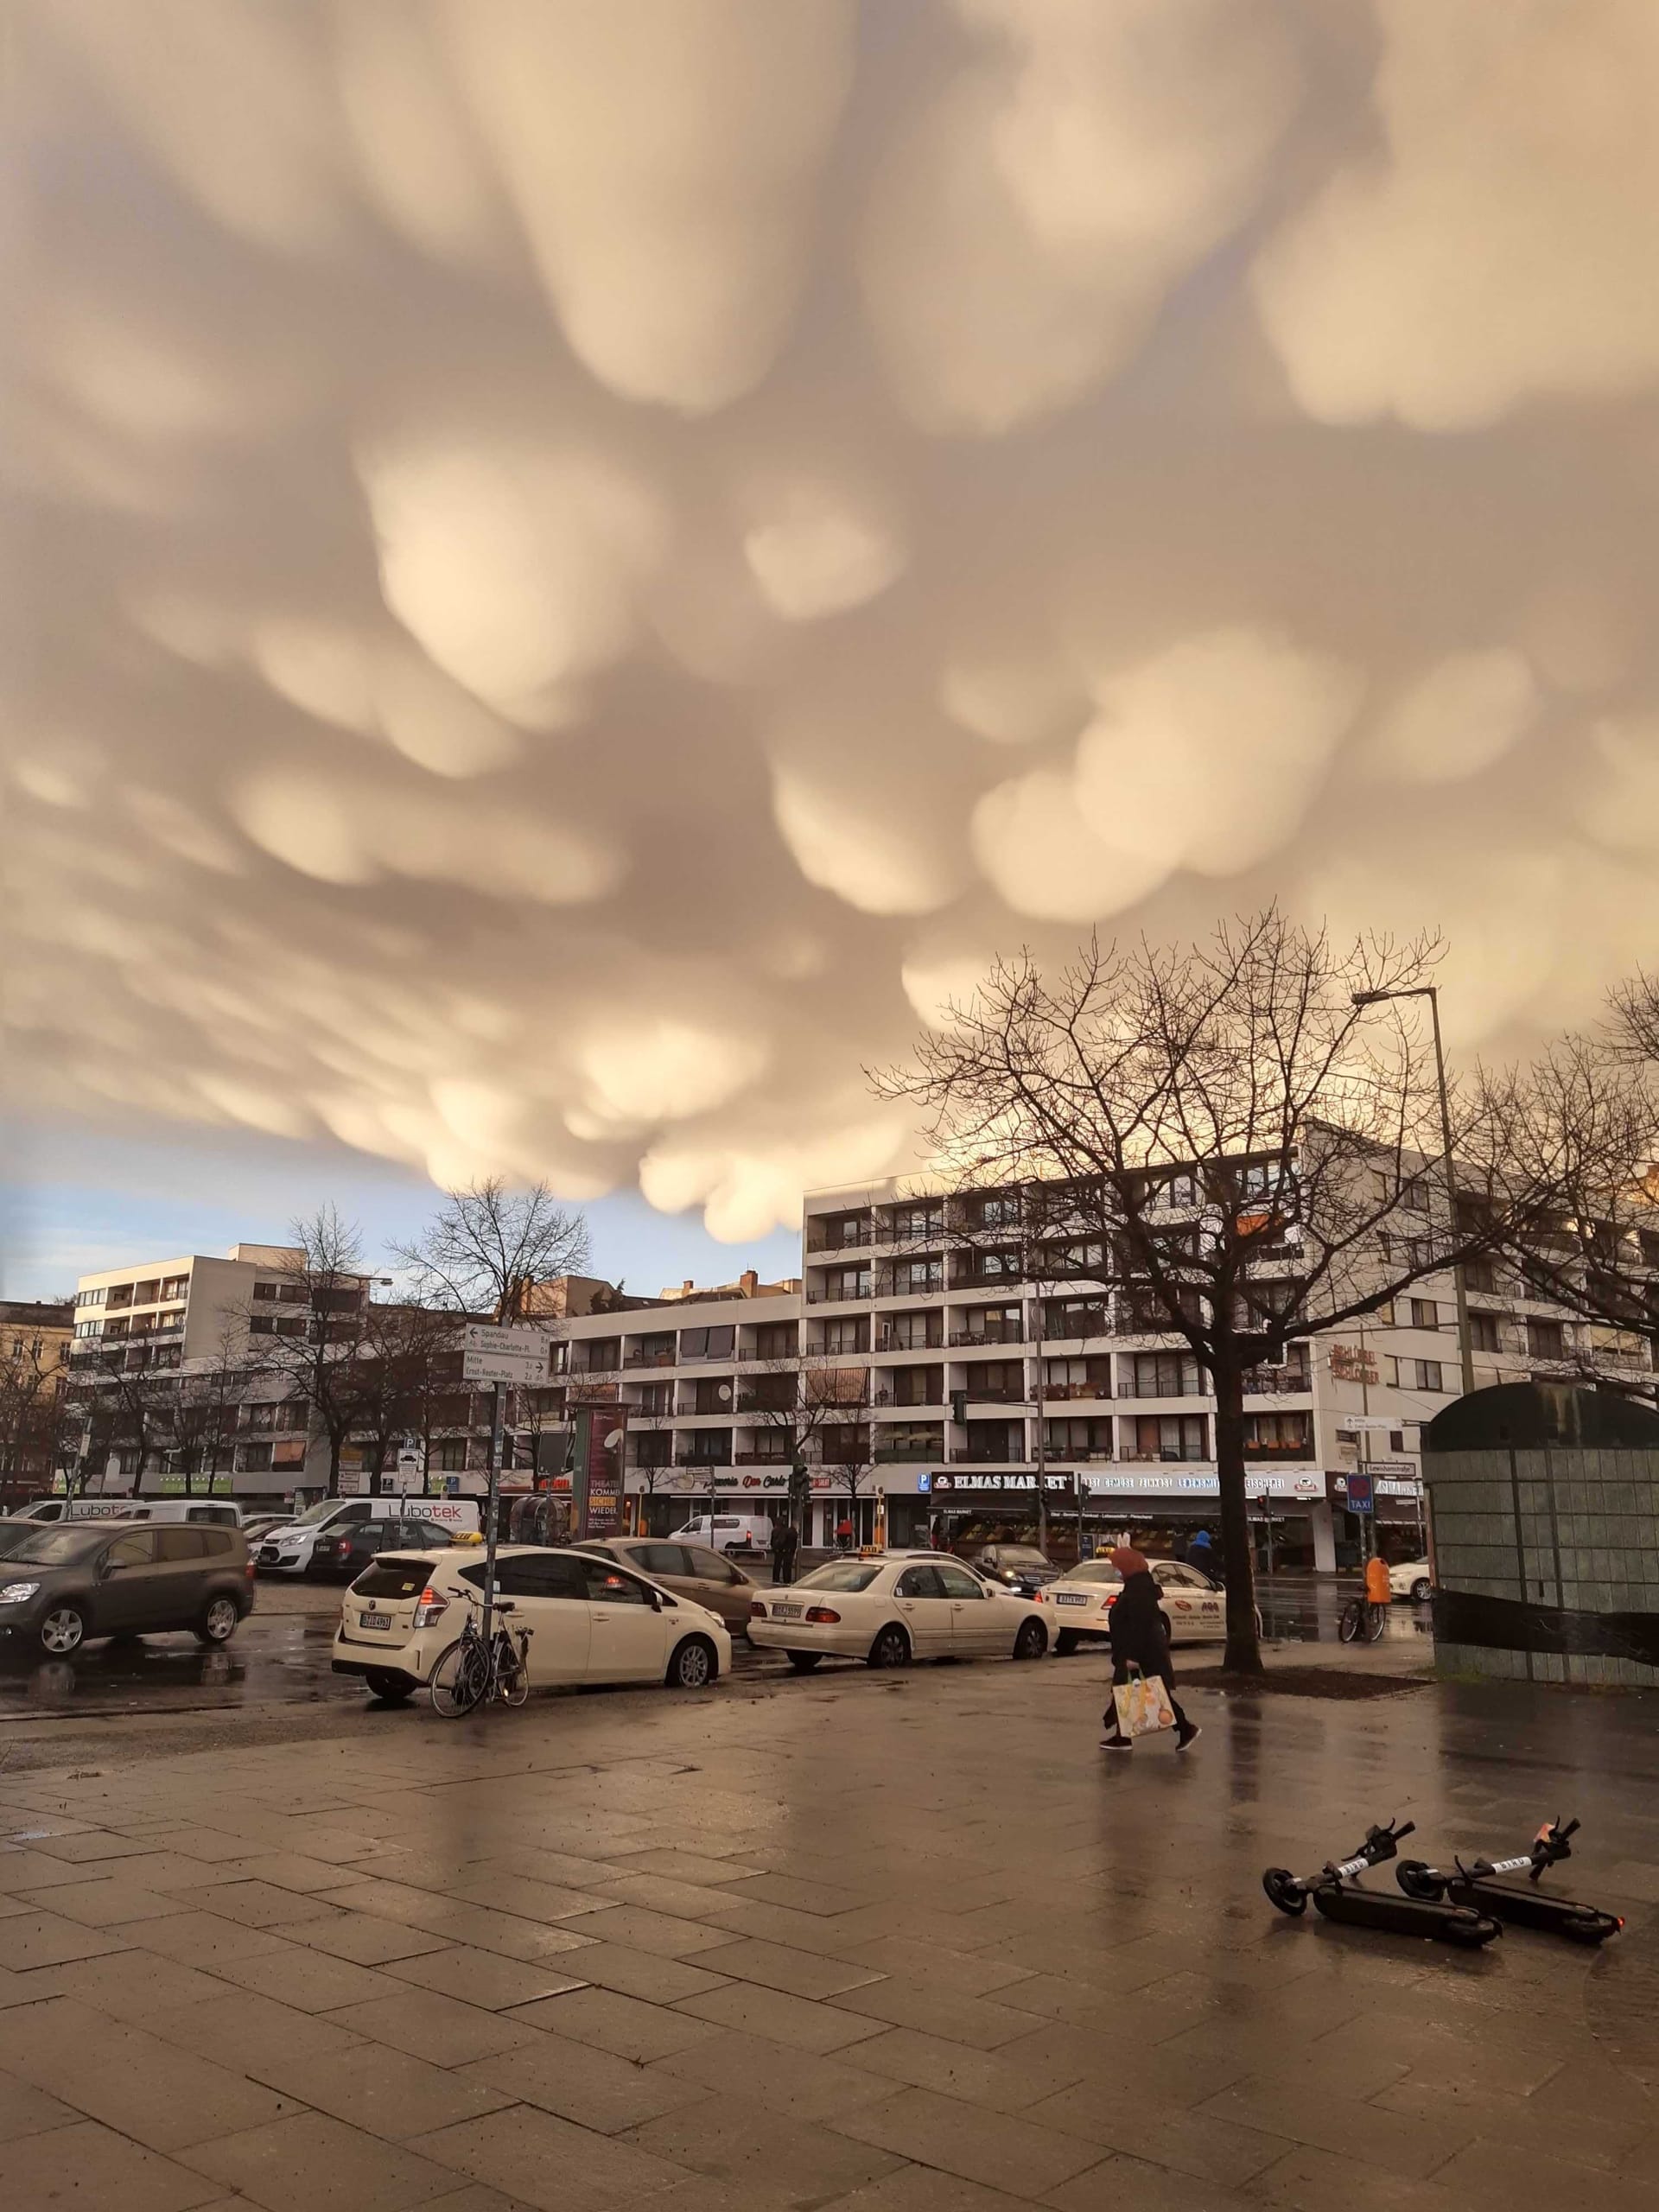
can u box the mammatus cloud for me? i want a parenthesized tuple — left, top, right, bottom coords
(6, 0, 1659, 1241)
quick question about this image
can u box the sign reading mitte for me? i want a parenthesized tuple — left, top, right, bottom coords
(461, 1324, 550, 1386)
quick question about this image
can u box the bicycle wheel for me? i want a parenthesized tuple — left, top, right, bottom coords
(1338, 1599, 1363, 1644)
(430, 1637, 489, 1717)
(1362, 1600, 1388, 1643)
(497, 1634, 530, 1707)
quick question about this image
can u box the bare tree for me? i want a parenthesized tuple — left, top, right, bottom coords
(395, 1179, 590, 1322)
(0, 1336, 69, 1488)
(1484, 1028, 1659, 1382)
(877, 909, 1593, 1674)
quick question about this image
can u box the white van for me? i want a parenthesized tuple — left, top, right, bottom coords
(670, 1512, 772, 1554)
(257, 1494, 481, 1576)
(16, 1496, 243, 1527)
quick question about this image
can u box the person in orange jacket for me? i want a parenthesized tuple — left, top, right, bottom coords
(1364, 1548, 1393, 1614)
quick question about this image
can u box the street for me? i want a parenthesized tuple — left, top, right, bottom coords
(0, 1624, 1654, 2212)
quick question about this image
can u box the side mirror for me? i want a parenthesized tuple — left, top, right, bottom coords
(99, 1557, 120, 1580)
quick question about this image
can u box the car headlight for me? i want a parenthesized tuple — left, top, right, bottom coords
(0, 1581, 41, 1604)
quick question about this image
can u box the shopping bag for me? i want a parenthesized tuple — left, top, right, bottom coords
(1113, 1668, 1177, 1738)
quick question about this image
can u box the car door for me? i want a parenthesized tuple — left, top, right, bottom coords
(1152, 1563, 1213, 1643)
(892, 1564, 954, 1656)
(467, 1554, 592, 1685)
(92, 1528, 166, 1632)
(154, 1527, 213, 1628)
(580, 1555, 670, 1681)
(935, 1560, 1006, 1654)
(677, 1545, 754, 1631)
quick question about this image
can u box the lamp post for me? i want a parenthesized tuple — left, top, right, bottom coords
(1351, 984, 1476, 1398)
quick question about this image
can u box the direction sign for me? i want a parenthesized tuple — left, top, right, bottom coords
(461, 1324, 550, 1386)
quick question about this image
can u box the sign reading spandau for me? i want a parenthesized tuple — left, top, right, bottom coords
(461, 1324, 550, 1386)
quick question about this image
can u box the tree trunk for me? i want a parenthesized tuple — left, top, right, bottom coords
(1211, 1352, 1264, 1675)
(327, 1433, 342, 1499)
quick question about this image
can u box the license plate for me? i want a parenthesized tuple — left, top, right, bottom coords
(1054, 1592, 1090, 1607)
(359, 1611, 391, 1630)
(773, 1604, 803, 1620)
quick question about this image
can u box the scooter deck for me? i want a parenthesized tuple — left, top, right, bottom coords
(1440, 1875, 1620, 1942)
(1313, 1881, 1500, 1946)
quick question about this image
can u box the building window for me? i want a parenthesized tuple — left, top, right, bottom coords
(76, 1287, 106, 1307)
(1128, 1414, 1209, 1462)
(819, 1270, 872, 1303)
(237, 1441, 274, 1474)
(435, 1438, 467, 1471)
(892, 1206, 943, 1241)
(1526, 1318, 1567, 1362)
(1414, 1359, 1445, 1392)
(897, 1257, 944, 1294)
(1469, 1312, 1501, 1353)
(820, 1317, 868, 1355)
(1245, 1411, 1311, 1456)
(1128, 1351, 1198, 1398)
(1409, 1299, 1439, 1331)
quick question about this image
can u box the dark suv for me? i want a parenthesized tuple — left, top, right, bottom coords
(310, 1516, 461, 1583)
(0, 1521, 255, 1656)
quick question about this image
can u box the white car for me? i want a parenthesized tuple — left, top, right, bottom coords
(259, 1495, 481, 1575)
(1046, 1558, 1255, 1655)
(748, 1554, 1052, 1672)
(331, 1543, 732, 1704)
(1389, 1559, 1433, 1603)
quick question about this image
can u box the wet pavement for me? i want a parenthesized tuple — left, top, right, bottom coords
(0, 1574, 1433, 1726)
(0, 1625, 1654, 2212)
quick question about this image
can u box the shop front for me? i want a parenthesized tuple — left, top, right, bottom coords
(1076, 1467, 1328, 1567)
(1327, 1466, 1427, 1567)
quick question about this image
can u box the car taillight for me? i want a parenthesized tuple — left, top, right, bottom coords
(804, 1606, 841, 1624)
(412, 1587, 448, 1627)
(245, 1559, 257, 1580)
(749, 1599, 767, 1618)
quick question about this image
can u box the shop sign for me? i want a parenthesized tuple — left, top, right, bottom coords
(156, 1473, 233, 1496)
(1084, 1471, 1217, 1495)
(932, 1471, 1072, 1493)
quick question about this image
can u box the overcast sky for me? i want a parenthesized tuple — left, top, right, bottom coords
(7, 2, 1658, 1297)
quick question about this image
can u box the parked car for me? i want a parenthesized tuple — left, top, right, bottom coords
(748, 1554, 1051, 1672)
(0, 1521, 255, 1655)
(1044, 1556, 1258, 1655)
(969, 1543, 1064, 1597)
(331, 1543, 732, 1703)
(573, 1537, 760, 1638)
(0, 1516, 46, 1560)
(669, 1513, 772, 1554)
(257, 1495, 481, 1576)
(308, 1515, 462, 1584)
(241, 1513, 295, 1543)
(1389, 1558, 1433, 1603)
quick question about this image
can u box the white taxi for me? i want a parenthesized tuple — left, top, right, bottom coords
(1046, 1558, 1255, 1655)
(331, 1544, 732, 1703)
(1388, 1559, 1433, 1603)
(748, 1554, 1051, 1672)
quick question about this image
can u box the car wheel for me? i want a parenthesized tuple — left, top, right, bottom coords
(1054, 1630, 1082, 1656)
(364, 1669, 415, 1704)
(195, 1595, 241, 1646)
(785, 1651, 822, 1673)
(868, 1623, 911, 1669)
(1411, 1578, 1432, 1605)
(1013, 1618, 1047, 1661)
(39, 1605, 86, 1656)
(667, 1636, 718, 1690)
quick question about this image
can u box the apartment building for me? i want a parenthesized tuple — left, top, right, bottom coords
(0, 1298, 73, 1493)
(543, 1174, 1637, 1569)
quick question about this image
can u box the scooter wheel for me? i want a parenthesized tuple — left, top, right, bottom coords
(1396, 1859, 1446, 1903)
(1441, 1910, 1502, 1948)
(1262, 1868, 1307, 1916)
(1561, 1911, 1622, 1946)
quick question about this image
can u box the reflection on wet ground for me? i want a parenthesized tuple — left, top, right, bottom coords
(0, 1573, 1430, 1717)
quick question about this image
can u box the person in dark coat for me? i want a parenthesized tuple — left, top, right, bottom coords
(770, 1516, 793, 1587)
(1100, 1547, 1199, 1751)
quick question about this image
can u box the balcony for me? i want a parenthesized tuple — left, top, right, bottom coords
(1041, 1382, 1111, 1402)
(673, 1453, 733, 1471)
(806, 1223, 872, 1252)
(1043, 1445, 1116, 1463)
(805, 1287, 873, 1306)
(1243, 1440, 1313, 1461)
(623, 1350, 676, 1370)
(875, 1332, 943, 1354)
(1120, 1448, 1216, 1465)
(950, 1449, 1027, 1465)
(949, 1327, 1025, 1349)
(961, 1387, 1030, 1405)
(733, 1452, 792, 1467)
(875, 1442, 945, 1463)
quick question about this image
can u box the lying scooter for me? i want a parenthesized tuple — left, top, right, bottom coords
(1395, 1816, 1622, 1945)
(1262, 1818, 1502, 1947)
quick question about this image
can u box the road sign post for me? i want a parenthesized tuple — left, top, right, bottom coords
(461, 1328, 550, 1676)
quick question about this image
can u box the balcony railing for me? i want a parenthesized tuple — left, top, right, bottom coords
(1042, 1444, 1116, 1462)
(1242, 1440, 1313, 1460)
(1120, 1447, 1215, 1465)
(875, 1442, 946, 1463)
(1119, 1376, 1205, 1399)
(876, 1332, 943, 1353)
(1041, 1382, 1111, 1402)
(806, 1224, 873, 1251)
(673, 1453, 733, 1470)
(805, 1287, 873, 1305)
(950, 1448, 1027, 1465)
(949, 1326, 1024, 1348)
(623, 1350, 676, 1369)
(961, 1388, 1029, 1405)
(733, 1452, 793, 1466)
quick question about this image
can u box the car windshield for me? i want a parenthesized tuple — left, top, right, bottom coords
(994, 1548, 1051, 1567)
(2, 1526, 106, 1567)
(288, 1499, 345, 1528)
(793, 1561, 884, 1593)
(1062, 1561, 1122, 1585)
(351, 1557, 438, 1599)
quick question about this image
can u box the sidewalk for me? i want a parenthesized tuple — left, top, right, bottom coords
(0, 1653, 1655, 2212)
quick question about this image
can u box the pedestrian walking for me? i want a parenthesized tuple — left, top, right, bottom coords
(770, 1516, 791, 1587)
(1100, 1547, 1200, 1752)
(836, 1515, 854, 1552)
(779, 1519, 799, 1585)
(1187, 1526, 1215, 1579)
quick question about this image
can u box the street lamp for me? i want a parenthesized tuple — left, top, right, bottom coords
(1351, 984, 1476, 1396)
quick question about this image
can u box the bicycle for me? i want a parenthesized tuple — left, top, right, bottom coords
(429, 1587, 532, 1717)
(1338, 1594, 1388, 1643)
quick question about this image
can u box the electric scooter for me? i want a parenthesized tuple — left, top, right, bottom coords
(1263, 1818, 1502, 1947)
(1395, 1817, 1622, 1944)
